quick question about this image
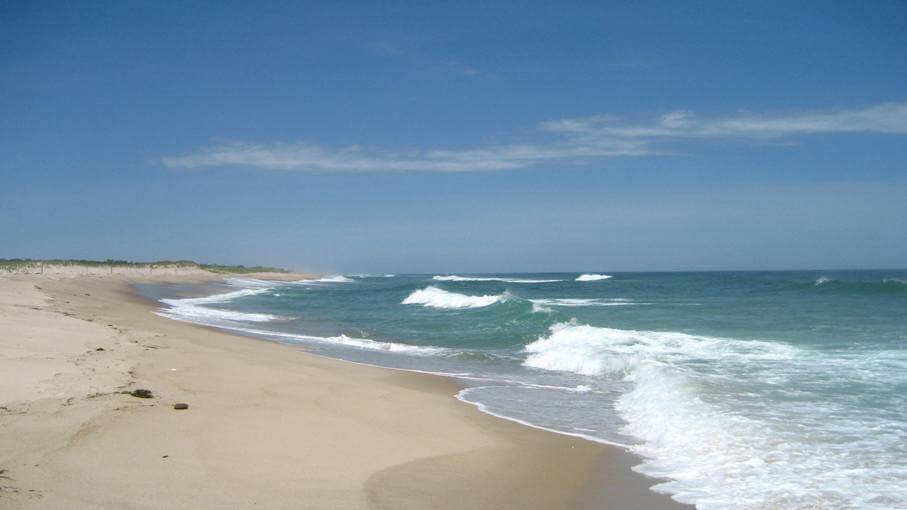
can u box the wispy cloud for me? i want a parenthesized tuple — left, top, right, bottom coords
(544, 101, 907, 139)
(162, 140, 647, 173)
(163, 101, 907, 173)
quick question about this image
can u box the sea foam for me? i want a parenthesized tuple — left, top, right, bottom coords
(433, 275, 562, 283)
(575, 273, 613, 281)
(530, 298, 637, 307)
(217, 325, 448, 356)
(159, 288, 279, 323)
(402, 286, 506, 309)
(522, 321, 907, 509)
(293, 275, 355, 284)
(523, 320, 796, 377)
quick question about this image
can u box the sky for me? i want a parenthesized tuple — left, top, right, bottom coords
(2, 1, 905, 273)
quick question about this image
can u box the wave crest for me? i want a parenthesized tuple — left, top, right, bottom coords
(813, 276, 907, 293)
(294, 275, 355, 284)
(576, 273, 612, 281)
(519, 322, 882, 508)
(159, 288, 279, 323)
(432, 275, 562, 283)
(522, 321, 795, 377)
(530, 298, 637, 307)
(402, 286, 506, 309)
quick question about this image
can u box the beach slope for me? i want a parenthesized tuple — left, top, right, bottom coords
(0, 270, 686, 509)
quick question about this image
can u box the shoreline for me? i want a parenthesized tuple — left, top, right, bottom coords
(1, 271, 688, 509)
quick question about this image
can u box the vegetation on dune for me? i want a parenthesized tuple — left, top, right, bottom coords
(198, 263, 289, 274)
(0, 258, 289, 274)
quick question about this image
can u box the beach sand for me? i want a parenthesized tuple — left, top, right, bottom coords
(0, 270, 688, 509)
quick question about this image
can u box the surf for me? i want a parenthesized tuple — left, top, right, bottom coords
(402, 286, 507, 309)
(432, 275, 563, 283)
(158, 288, 280, 323)
(575, 273, 612, 281)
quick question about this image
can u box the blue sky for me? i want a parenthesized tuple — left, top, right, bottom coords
(2, 1, 905, 272)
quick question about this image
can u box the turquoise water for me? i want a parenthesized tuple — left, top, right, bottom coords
(141, 271, 907, 509)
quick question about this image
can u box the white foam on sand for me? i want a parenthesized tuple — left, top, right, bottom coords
(213, 324, 448, 356)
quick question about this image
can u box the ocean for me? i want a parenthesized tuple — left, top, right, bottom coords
(138, 270, 907, 509)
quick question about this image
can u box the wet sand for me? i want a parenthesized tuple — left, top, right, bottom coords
(0, 270, 688, 509)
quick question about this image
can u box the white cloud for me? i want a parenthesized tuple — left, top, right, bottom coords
(162, 138, 649, 174)
(551, 101, 907, 139)
(163, 101, 907, 173)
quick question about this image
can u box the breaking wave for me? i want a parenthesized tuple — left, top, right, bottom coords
(159, 288, 279, 323)
(531, 302, 553, 313)
(522, 321, 796, 377)
(432, 275, 562, 283)
(521, 321, 907, 508)
(530, 298, 638, 307)
(294, 275, 355, 284)
(576, 273, 613, 281)
(812, 276, 907, 294)
(402, 286, 507, 309)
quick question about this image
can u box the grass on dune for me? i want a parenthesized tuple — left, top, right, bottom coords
(0, 258, 289, 274)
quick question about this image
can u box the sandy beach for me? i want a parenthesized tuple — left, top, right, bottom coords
(0, 268, 687, 509)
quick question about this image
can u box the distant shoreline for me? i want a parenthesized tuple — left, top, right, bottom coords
(0, 258, 301, 277)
